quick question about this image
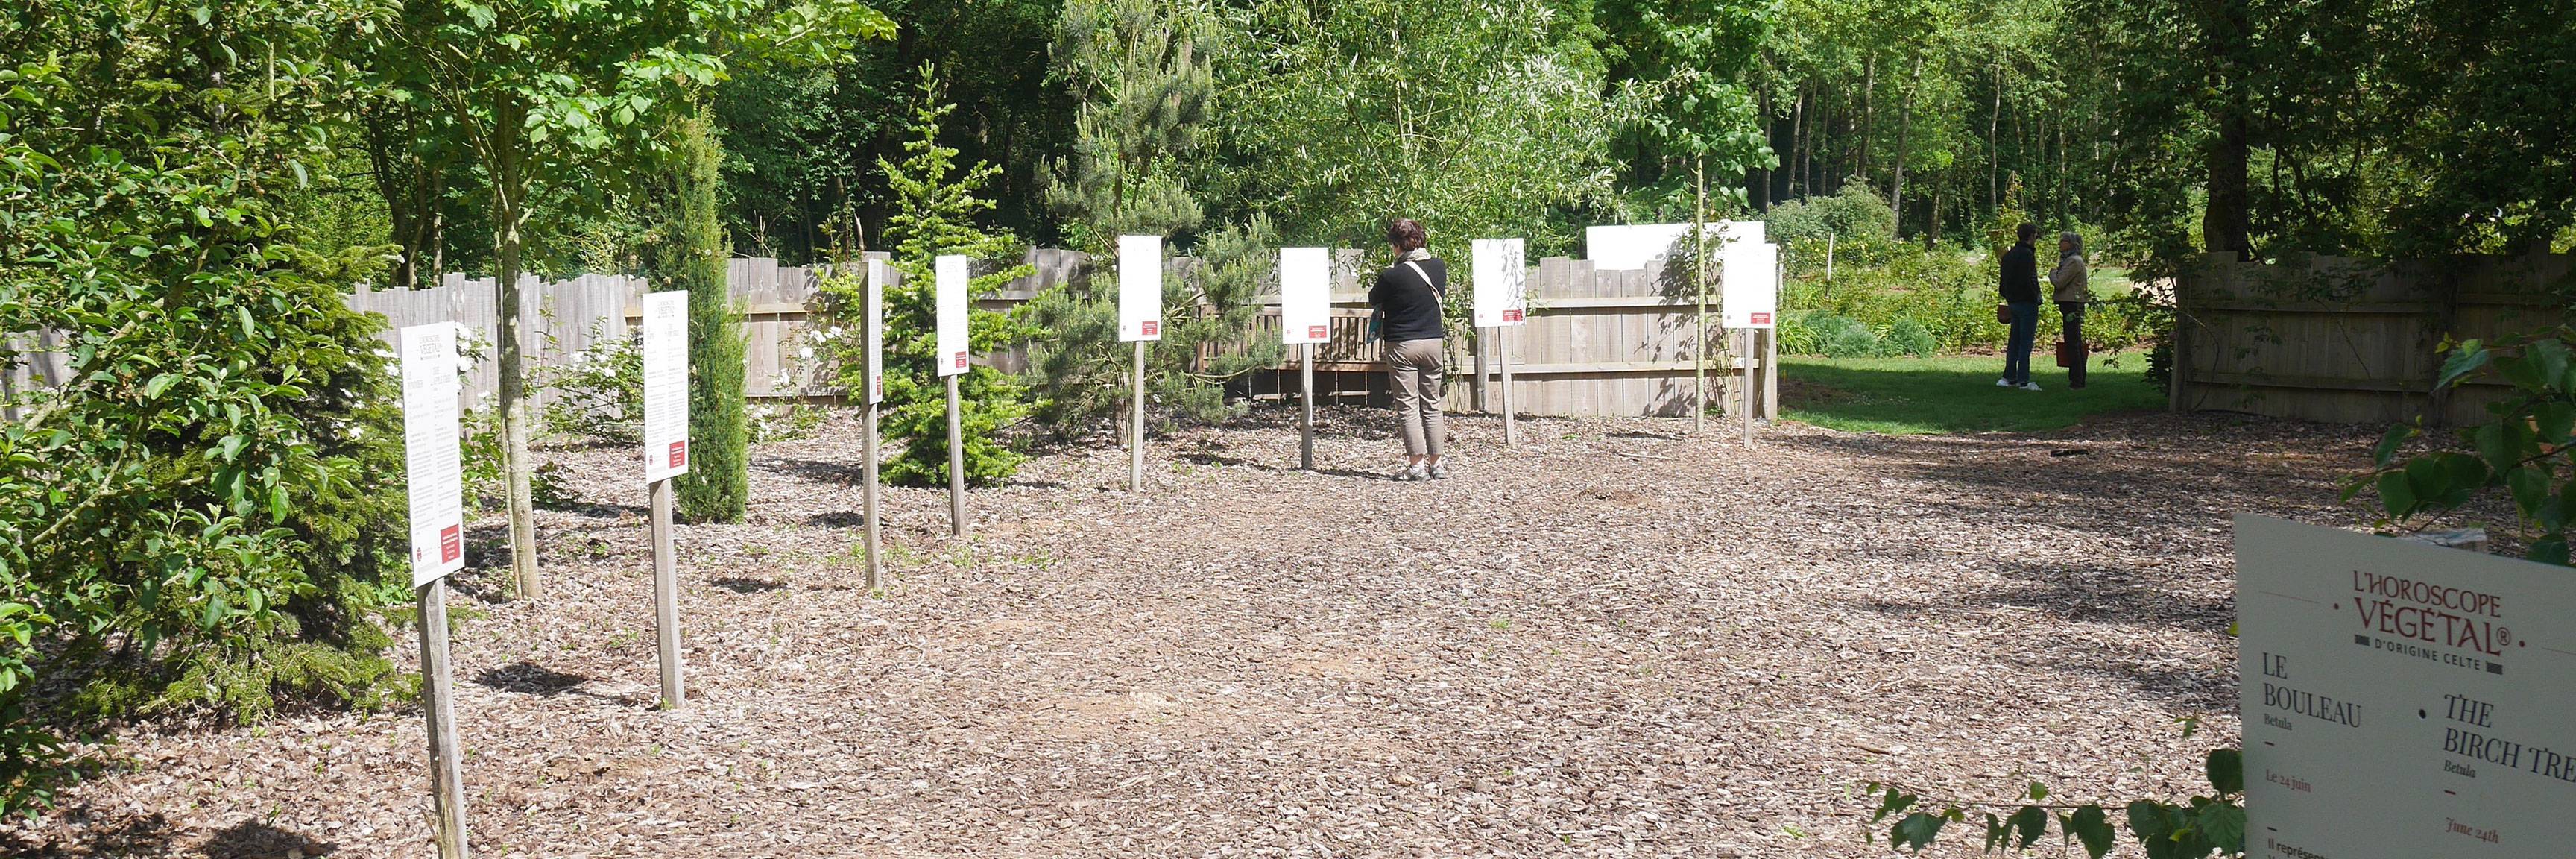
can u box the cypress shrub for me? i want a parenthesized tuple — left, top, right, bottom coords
(649, 109, 750, 523)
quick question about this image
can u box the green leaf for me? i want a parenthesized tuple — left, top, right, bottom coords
(2206, 747, 2244, 794)
(1890, 811, 1946, 852)
(2027, 781, 2048, 802)
(2528, 535, 2570, 567)
(2370, 424, 2413, 467)
(2536, 401, 2576, 444)
(2528, 339, 2572, 390)
(2375, 470, 2417, 518)
(1983, 813, 2009, 852)
(2507, 466, 2551, 517)
(2009, 805, 2049, 849)
(2197, 802, 2247, 853)
(2065, 805, 2115, 859)
(1872, 787, 1917, 823)
(2437, 340, 2492, 388)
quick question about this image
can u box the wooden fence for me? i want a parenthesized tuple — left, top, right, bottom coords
(9, 247, 1770, 420)
(2172, 251, 2572, 424)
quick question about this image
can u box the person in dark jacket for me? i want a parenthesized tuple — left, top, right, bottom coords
(1996, 222, 2042, 391)
(1370, 218, 1449, 480)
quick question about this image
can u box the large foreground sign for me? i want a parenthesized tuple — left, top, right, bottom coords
(400, 324, 467, 587)
(2236, 514, 2575, 858)
(640, 289, 690, 483)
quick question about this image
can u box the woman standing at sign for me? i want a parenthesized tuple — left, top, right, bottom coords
(1371, 218, 1449, 481)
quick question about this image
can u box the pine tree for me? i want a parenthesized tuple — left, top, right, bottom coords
(1022, 0, 1271, 435)
(823, 65, 1035, 488)
(645, 109, 751, 522)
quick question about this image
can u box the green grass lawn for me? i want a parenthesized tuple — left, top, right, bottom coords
(1779, 351, 2164, 435)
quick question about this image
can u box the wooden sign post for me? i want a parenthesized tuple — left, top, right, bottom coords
(935, 254, 970, 536)
(1280, 248, 1331, 471)
(1693, 161, 1709, 433)
(1718, 226, 1779, 448)
(640, 290, 689, 709)
(861, 257, 887, 588)
(400, 323, 472, 859)
(1118, 235, 1163, 491)
(1473, 238, 1528, 448)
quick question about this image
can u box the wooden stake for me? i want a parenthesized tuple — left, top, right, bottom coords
(946, 374, 967, 537)
(1499, 326, 1518, 448)
(1299, 342, 1316, 471)
(415, 579, 470, 859)
(1761, 326, 1779, 421)
(1471, 329, 1488, 412)
(1740, 329, 1755, 447)
(862, 399, 881, 590)
(1130, 339, 1146, 491)
(648, 477, 684, 708)
(1694, 158, 1708, 433)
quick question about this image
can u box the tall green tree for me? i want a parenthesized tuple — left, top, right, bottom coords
(365, 0, 891, 597)
(0, 0, 410, 810)
(823, 66, 1036, 487)
(645, 110, 752, 523)
(1021, 0, 1260, 435)
(1205, 0, 1622, 255)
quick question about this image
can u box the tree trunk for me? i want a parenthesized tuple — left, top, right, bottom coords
(1858, 55, 1877, 183)
(1989, 59, 2001, 216)
(1790, 87, 1807, 199)
(1890, 54, 1921, 239)
(1929, 183, 1942, 247)
(496, 151, 540, 600)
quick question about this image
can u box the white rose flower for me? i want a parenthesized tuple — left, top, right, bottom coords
(799, 346, 815, 359)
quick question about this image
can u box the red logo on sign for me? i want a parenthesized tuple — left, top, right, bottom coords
(439, 524, 462, 564)
(1307, 324, 1329, 339)
(1503, 309, 1524, 322)
(1751, 312, 1772, 324)
(668, 441, 687, 468)
(953, 350, 968, 369)
(1140, 320, 1159, 336)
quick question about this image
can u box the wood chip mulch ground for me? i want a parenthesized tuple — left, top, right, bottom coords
(7, 403, 2388, 858)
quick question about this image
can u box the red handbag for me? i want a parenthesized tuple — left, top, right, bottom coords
(2056, 341, 2083, 368)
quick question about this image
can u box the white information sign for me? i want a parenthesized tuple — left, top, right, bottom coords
(1279, 247, 1332, 345)
(1720, 236, 1779, 329)
(1472, 238, 1527, 327)
(400, 324, 467, 587)
(2237, 514, 2576, 858)
(641, 290, 690, 483)
(1119, 234, 1163, 342)
(865, 258, 887, 405)
(935, 254, 970, 377)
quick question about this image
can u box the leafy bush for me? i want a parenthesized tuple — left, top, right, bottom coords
(2359, 330, 2576, 564)
(1807, 313, 1882, 358)
(1863, 746, 2246, 857)
(0, 11, 408, 810)
(540, 321, 643, 444)
(1884, 318, 1939, 358)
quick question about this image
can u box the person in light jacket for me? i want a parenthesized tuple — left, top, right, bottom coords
(2050, 231, 2091, 389)
(1370, 218, 1450, 481)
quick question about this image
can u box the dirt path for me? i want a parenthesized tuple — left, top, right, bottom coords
(11, 406, 2375, 858)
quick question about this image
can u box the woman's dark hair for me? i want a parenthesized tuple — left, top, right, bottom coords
(1387, 218, 1427, 252)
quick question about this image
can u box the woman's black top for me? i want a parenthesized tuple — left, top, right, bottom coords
(1369, 257, 1448, 342)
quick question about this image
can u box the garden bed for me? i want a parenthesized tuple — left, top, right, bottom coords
(9, 406, 2382, 858)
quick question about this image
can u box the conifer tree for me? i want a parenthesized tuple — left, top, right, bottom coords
(648, 109, 751, 523)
